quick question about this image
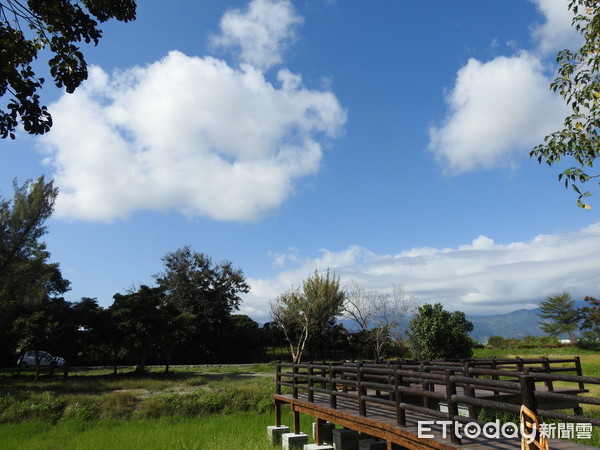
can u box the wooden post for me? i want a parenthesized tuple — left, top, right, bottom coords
(386, 361, 393, 401)
(329, 363, 337, 409)
(308, 362, 314, 403)
(520, 374, 542, 450)
(293, 364, 299, 399)
(276, 361, 283, 395)
(445, 370, 461, 445)
(491, 358, 500, 395)
(315, 417, 325, 445)
(575, 356, 585, 389)
(394, 368, 406, 426)
(463, 362, 477, 419)
(542, 357, 553, 391)
(358, 362, 366, 416)
(520, 373, 537, 414)
(293, 407, 301, 434)
(516, 356, 524, 372)
(420, 363, 430, 409)
(275, 399, 282, 427)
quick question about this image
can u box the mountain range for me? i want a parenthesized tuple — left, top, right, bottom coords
(467, 308, 544, 342)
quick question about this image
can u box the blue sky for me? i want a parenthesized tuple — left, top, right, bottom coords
(2, 0, 600, 322)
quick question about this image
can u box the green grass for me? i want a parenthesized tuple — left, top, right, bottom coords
(0, 413, 283, 450)
(0, 356, 597, 448)
(472, 349, 600, 446)
(0, 365, 284, 449)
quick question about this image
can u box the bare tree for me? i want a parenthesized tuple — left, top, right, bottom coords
(344, 283, 418, 360)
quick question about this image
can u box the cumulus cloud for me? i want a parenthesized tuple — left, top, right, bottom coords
(41, 1, 345, 222)
(530, 0, 581, 55)
(210, 0, 303, 71)
(241, 223, 600, 320)
(428, 0, 577, 174)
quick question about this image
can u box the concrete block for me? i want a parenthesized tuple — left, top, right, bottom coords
(358, 439, 387, 450)
(438, 402, 470, 417)
(304, 445, 335, 450)
(332, 429, 359, 450)
(267, 425, 291, 445)
(282, 432, 308, 450)
(312, 421, 336, 443)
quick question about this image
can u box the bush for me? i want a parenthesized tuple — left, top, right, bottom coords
(576, 330, 600, 351)
(0, 392, 65, 424)
(486, 335, 560, 349)
(407, 303, 474, 360)
(94, 391, 137, 419)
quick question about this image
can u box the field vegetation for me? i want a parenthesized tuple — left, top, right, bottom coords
(0, 351, 599, 448)
(473, 347, 600, 446)
(0, 364, 286, 449)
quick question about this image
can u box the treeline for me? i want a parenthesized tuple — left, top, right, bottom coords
(0, 178, 484, 372)
(0, 178, 410, 372)
(486, 335, 563, 349)
(537, 292, 600, 350)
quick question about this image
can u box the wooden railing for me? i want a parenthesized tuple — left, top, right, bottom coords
(275, 358, 600, 446)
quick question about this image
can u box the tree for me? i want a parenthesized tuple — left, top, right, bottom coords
(66, 297, 106, 370)
(538, 292, 579, 341)
(530, 0, 600, 207)
(224, 314, 263, 363)
(578, 295, 600, 330)
(0, 177, 70, 367)
(154, 246, 249, 362)
(110, 285, 166, 373)
(406, 303, 474, 360)
(0, 176, 57, 283)
(270, 270, 345, 363)
(0, 0, 136, 139)
(303, 270, 346, 358)
(577, 295, 600, 348)
(344, 283, 417, 360)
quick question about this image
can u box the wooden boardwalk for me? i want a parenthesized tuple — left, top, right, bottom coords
(274, 392, 596, 449)
(274, 360, 600, 449)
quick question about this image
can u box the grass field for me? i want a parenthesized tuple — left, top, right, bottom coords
(0, 352, 598, 449)
(0, 413, 290, 449)
(474, 347, 600, 445)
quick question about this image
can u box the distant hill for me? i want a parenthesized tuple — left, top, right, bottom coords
(467, 308, 543, 342)
(466, 298, 588, 342)
(335, 302, 585, 344)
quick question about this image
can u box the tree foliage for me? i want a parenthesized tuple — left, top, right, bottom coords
(577, 295, 600, 348)
(154, 246, 249, 361)
(0, 176, 57, 282)
(270, 270, 345, 363)
(110, 285, 166, 373)
(406, 303, 474, 360)
(0, 0, 136, 139)
(530, 0, 600, 207)
(0, 177, 70, 367)
(537, 292, 579, 341)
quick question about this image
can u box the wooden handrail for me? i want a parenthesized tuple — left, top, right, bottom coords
(275, 357, 599, 434)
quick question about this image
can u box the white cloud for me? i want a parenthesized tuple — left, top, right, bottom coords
(242, 223, 600, 321)
(210, 0, 303, 71)
(428, 52, 566, 173)
(40, 1, 345, 222)
(428, 1, 578, 174)
(530, 0, 580, 55)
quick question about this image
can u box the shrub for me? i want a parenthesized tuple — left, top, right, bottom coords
(0, 392, 65, 424)
(94, 391, 137, 419)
